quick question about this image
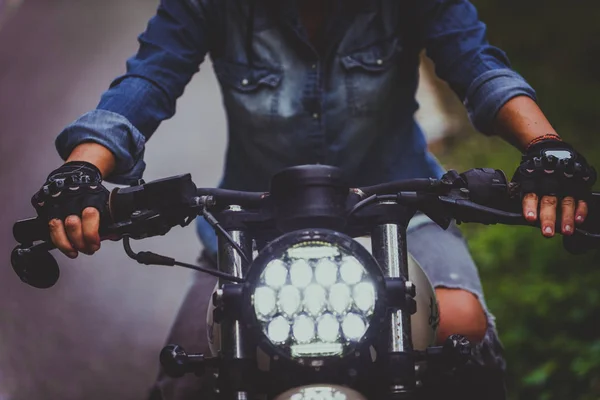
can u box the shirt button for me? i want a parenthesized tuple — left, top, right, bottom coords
(376, 59, 383, 65)
(312, 113, 320, 119)
(311, 64, 317, 69)
(241, 78, 249, 86)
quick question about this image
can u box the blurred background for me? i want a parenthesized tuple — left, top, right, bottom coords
(0, 0, 598, 399)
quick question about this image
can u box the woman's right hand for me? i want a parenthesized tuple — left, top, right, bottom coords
(31, 161, 109, 258)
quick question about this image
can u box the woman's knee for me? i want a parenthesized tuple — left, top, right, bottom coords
(435, 287, 488, 344)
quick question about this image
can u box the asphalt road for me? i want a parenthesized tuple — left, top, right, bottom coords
(0, 1, 463, 399)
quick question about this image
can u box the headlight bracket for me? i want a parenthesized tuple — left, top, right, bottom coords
(384, 277, 417, 315)
(213, 283, 246, 324)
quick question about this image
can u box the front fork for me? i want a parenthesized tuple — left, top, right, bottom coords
(372, 217, 417, 397)
(157, 206, 255, 400)
(216, 206, 253, 400)
(370, 203, 474, 399)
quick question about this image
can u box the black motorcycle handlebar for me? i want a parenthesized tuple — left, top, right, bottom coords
(13, 172, 600, 247)
(10, 169, 600, 289)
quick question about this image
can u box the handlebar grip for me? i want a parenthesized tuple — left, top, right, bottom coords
(13, 217, 50, 245)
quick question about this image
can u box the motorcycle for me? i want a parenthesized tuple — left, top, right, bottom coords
(11, 165, 600, 400)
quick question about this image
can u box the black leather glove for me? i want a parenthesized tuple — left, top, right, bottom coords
(512, 138, 596, 201)
(32, 161, 109, 222)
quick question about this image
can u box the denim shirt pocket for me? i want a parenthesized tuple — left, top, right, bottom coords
(214, 59, 282, 91)
(339, 36, 404, 116)
(213, 59, 283, 124)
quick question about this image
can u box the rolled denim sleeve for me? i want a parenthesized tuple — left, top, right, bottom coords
(419, 0, 536, 134)
(56, 109, 147, 185)
(464, 69, 536, 135)
(55, 0, 211, 184)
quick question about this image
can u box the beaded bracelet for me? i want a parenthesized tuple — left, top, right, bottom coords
(525, 134, 562, 150)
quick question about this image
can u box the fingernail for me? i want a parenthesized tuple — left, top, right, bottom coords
(527, 211, 535, 219)
(564, 225, 572, 233)
(91, 244, 100, 252)
(544, 226, 553, 235)
(67, 252, 78, 259)
(576, 215, 584, 223)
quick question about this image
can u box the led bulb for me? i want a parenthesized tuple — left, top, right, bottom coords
(340, 257, 364, 285)
(304, 283, 327, 317)
(292, 314, 315, 344)
(290, 259, 313, 288)
(329, 283, 352, 315)
(264, 259, 288, 288)
(315, 259, 338, 287)
(291, 387, 348, 400)
(254, 286, 276, 319)
(267, 315, 290, 344)
(354, 281, 376, 314)
(317, 313, 340, 342)
(333, 391, 347, 400)
(279, 285, 301, 317)
(288, 245, 339, 259)
(342, 313, 367, 341)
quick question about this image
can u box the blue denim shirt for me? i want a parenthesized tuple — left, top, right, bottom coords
(55, 0, 535, 256)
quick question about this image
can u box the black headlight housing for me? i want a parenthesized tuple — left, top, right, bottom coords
(239, 229, 388, 370)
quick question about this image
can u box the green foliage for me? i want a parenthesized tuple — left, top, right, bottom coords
(442, 137, 600, 400)
(437, 2, 600, 398)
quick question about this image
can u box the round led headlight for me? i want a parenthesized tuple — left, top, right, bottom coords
(245, 230, 385, 366)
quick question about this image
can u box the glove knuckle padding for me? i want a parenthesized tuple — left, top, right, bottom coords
(32, 161, 109, 223)
(512, 139, 596, 200)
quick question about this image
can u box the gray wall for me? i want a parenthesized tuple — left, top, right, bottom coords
(0, 1, 460, 399)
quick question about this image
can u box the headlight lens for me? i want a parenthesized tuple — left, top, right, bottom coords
(251, 236, 380, 361)
(274, 384, 368, 400)
(289, 386, 349, 400)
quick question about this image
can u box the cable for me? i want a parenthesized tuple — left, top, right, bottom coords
(173, 261, 244, 283)
(122, 237, 244, 283)
(357, 178, 437, 197)
(347, 194, 398, 217)
(201, 208, 251, 264)
(575, 228, 600, 239)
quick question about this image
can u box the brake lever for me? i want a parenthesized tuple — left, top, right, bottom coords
(437, 196, 525, 225)
(438, 196, 600, 239)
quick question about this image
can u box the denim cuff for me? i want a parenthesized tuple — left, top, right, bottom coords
(55, 110, 147, 185)
(465, 69, 537, 135)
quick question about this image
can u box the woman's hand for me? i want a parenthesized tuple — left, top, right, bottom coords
(31, 161, 109, 258)
(512, 137, 596, 237)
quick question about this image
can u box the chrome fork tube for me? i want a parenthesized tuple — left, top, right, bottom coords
(371, 223, 413, 353)
(217, 206, 253, 397)
(372, 218, 415, 397)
